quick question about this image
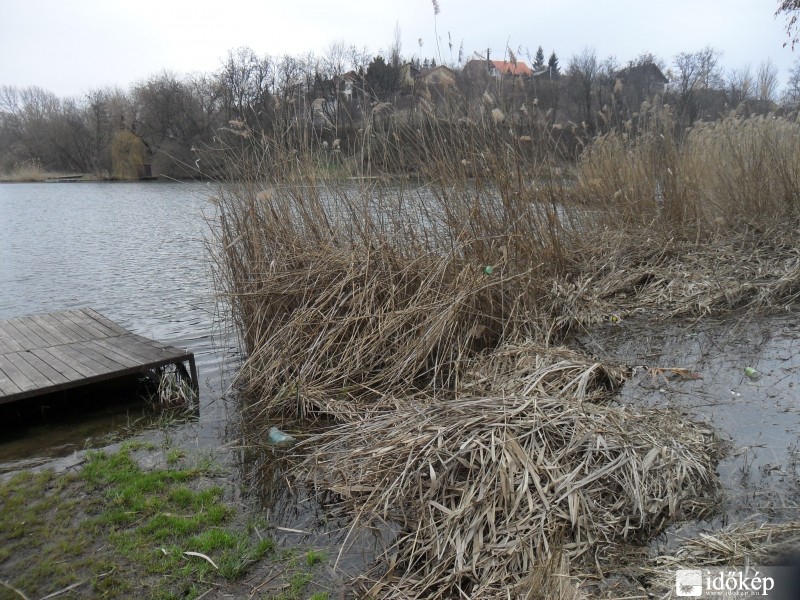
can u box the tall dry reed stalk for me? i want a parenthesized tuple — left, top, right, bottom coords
(0, 158, 50, 181)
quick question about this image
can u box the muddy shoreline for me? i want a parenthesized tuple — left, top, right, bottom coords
(1, 311, 798, 599)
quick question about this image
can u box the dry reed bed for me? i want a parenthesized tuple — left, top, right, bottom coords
(294, 390, 719, 598)
(212, 176, 567, 421)
(222, 236, 548, 419)
(575, 111, 800, 229)
(211, 113, 800, 598)
(550, 227, 800, 330)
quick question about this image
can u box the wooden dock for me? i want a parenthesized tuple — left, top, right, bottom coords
(0, 308, 197, 405)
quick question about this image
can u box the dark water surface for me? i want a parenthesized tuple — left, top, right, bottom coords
(0, 181, 236, 468)
(581, 314, 800, 535)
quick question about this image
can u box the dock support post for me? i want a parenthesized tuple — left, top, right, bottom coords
(188, 355, 199, 397)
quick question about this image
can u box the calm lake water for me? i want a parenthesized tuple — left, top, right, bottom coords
(0, 181, 235, 466)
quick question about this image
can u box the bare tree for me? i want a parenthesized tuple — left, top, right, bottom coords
(218, 47, 273, 124)
(390, 22, 403, 70)
(726, 65, 754, 106)
(567, 47, 600, 132)
(697, 47, 724, 90)
(185, 73, 222, 136)
(670, 47, 723, 124)
(84, 86, 132, 172)
(629, 52, 666, 71)
(756, 58, 779, 104)
(324, 41, 351, 81)
(782, 58, 800, 108)
(0, 86, 98, 172)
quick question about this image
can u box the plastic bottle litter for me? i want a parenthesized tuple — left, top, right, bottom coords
(484, 265, 494, 275)
(743, 367, 760, 380)
(267, 427, 297, 446)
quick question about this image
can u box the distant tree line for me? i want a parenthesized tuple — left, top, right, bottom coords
(2, 41, 799, 178)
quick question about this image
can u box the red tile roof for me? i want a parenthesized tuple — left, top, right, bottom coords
(491, 60, 532, 76)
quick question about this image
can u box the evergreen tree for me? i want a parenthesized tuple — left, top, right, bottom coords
(365, 55, 400, 100)
(547, 52, 560, 79)
(533, 46, 546, 70)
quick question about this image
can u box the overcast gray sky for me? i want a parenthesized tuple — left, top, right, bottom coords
(1, 0, 797, 97)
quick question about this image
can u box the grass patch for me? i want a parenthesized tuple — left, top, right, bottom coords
(305, 548, 325, 567)
(0, 445, 278, 599)
(0, 158, 92, 182)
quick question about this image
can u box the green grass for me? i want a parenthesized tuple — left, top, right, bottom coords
(166, 447, 185, 466)
(305, 549, 326, 567)
(0, 470, 97, 597)
(0, 445, 279, 599)
(259, 547, 329, 600)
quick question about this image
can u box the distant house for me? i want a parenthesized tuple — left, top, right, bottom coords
(463, 59, 488, 79)
(418, 65, 457, 87)
(463, 59, 533, 79)
(400, 62, 421, 88)
(489, 60, 533, 78)
(311, 98, 336, 127)
(615, 63, 669, 103)
(338, 70, 359, 100)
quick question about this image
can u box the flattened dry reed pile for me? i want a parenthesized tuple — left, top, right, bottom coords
(550, 227, 800, 330)
(295, 384, 719, 598)
(458, 339, 629, 403)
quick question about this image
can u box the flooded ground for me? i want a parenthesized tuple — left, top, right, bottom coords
(234, 310, 800, 594)
(580, 312, 800, 538)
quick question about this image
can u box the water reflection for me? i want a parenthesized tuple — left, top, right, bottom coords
(0, 181, 235, 462)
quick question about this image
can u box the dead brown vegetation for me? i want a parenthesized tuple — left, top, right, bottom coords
(210, 110, 800, 598)
(296, 395, 719, 598)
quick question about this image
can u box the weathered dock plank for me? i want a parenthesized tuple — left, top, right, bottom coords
(0, 322, 30, 352)
(83, 308, 130, 335)
(30, 348, 85, 380)
(0, 354, 36, 391)
(0, 366, 22, 396)
(0, 308, 197, 404)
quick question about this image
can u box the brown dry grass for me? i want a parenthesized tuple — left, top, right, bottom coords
(294, 392, 719, 598)
(210, 113, 800, 422)
(551, 226, 800, 331)
(573, 109, 800, 231)
(209, 126, 573, 420)
(209, 109, 800, 598)
(458, 339, 629, 402)
(0, 159, 72, 182)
